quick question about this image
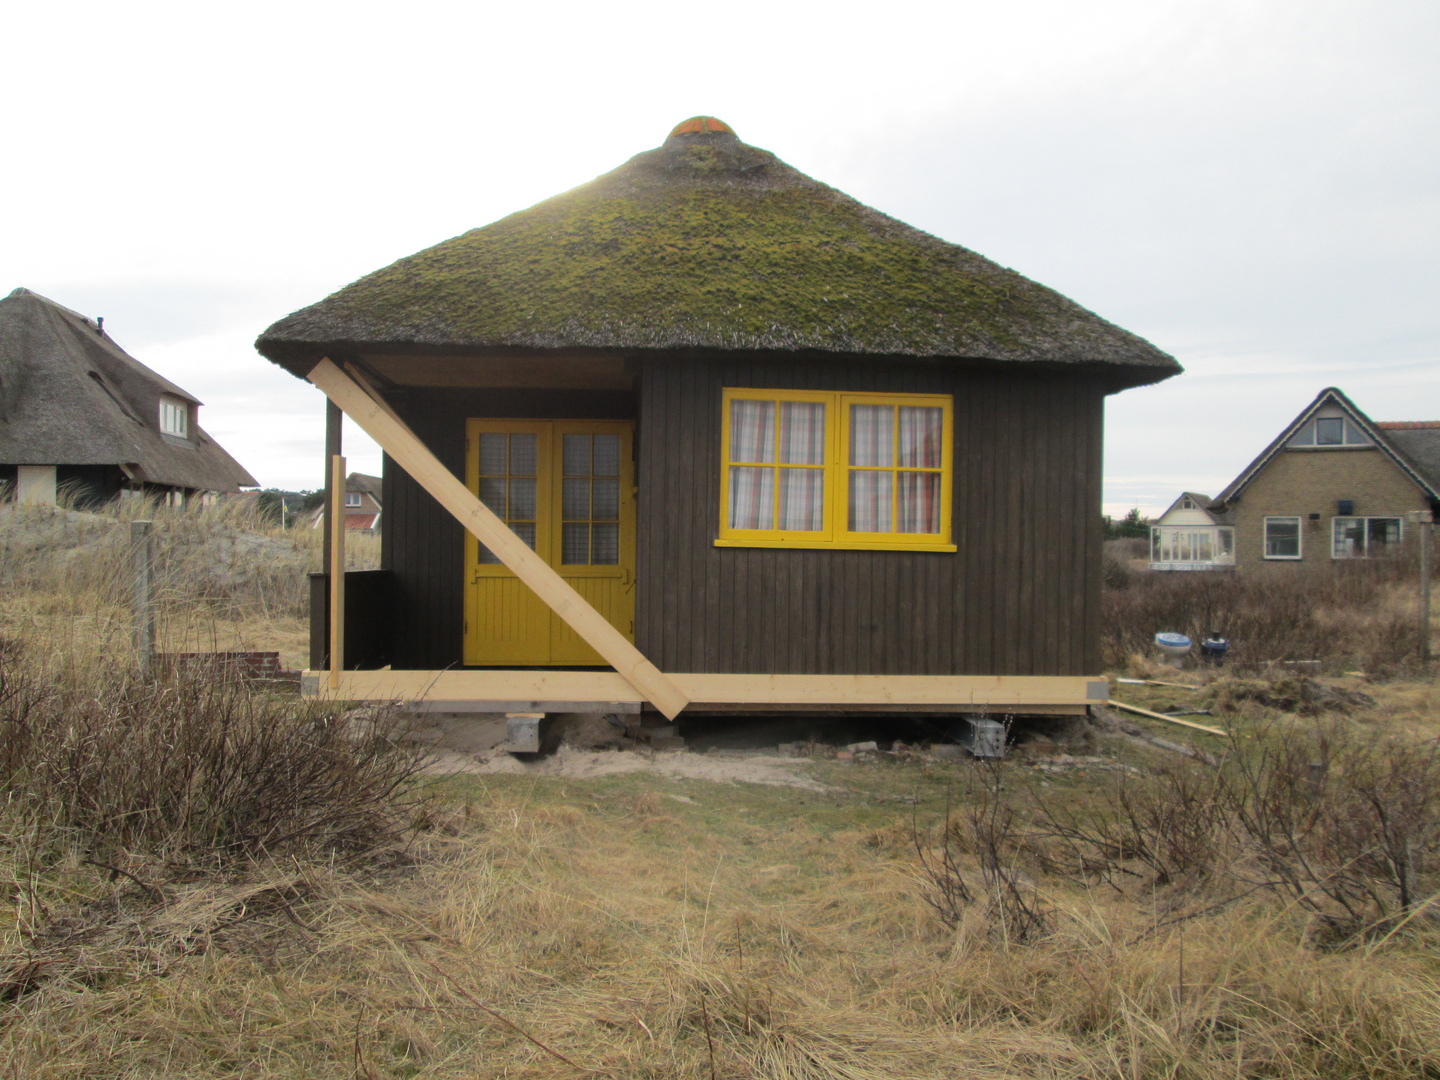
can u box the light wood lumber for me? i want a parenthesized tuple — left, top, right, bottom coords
(328, 454, 346, 688)
(1108, 699, 1227, 737)
(306, 669, 1100, 709)
(1113, 677, 1202, 690)
(307, 359, 689, 720)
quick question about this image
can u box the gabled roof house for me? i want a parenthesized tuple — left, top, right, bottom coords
(310, 471, 382, 532)
(1209, 387, 1440, 568)
(1148, 492, 1235, 571)
(0, 288, 257, 505)
(256, 117, 1180, 720)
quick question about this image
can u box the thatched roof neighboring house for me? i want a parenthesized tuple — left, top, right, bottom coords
(0, 288, 257, 505)
(258, 119, 1177, 390)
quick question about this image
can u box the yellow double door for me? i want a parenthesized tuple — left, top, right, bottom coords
(463, 419, 636, 666)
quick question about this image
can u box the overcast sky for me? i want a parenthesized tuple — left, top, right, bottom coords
(3, 0, 1435, 515)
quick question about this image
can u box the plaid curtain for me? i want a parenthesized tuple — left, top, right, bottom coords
(898, 407, 943, 467)
(850, 404, 894, 466)
(897, 473, 940, 533)
(730, 399, 826, 532)
(849, 470, 893, 532)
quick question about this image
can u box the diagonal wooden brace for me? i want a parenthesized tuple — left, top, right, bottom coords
(307, 358, 689, 719)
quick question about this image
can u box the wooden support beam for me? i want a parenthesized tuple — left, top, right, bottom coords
(329, 454, 346, 688)
(303, 669, 1102, 710)
(307, 358, 690, 720)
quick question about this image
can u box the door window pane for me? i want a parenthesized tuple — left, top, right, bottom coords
(508, 477, 537, 521)
(591, 523, 619, 565)
(562, 522, 589, 565)
(479, 433, 507, 476)
(563, 478, 590, 520)
(593, 435, 621, 477)
(509, 434, 538, 475)
(592, 479, 620, 521)
(563, 434, 591, 477)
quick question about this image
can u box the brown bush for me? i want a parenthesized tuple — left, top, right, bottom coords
(1101, 556, 1425, 674)
(0, 642, 429, 867)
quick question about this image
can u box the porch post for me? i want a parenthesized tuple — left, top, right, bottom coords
(329, 454, 347, 687)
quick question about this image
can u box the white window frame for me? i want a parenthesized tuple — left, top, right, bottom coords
(1331, 515, 1402, 559)
(1263, 516, 1303, 560)
(345, 492, 363, 508)
(159, 396, 189, 437)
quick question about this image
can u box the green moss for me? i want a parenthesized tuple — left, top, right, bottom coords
(325, 184, 1057, 354)
(263, 133, 1175, 377)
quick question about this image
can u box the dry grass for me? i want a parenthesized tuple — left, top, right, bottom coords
(6, 759, 1440, 1079)
(3, 498, 1439, 1077)
(0, 494, 379, 671)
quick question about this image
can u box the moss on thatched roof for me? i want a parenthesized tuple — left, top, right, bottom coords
(258, 119, 1179, 388)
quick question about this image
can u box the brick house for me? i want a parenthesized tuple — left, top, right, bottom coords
(1209, 388, 1440, 570)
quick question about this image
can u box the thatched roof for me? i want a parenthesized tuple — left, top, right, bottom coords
(0, 288, 258, 491)
(257, 118, 1180, 390)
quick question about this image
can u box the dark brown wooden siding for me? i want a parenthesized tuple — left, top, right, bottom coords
(380, 388, 635, 670)
(634, 358, 1104, 676)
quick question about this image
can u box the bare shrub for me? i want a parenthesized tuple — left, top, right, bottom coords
(0, 642, 429, 867)
(1102, 556, 1423, 674)
(1025, 720, 1440, 943)
(914, 760, 1051, 943)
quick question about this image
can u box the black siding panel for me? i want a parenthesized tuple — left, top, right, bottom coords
(634, 358, 1106, 676)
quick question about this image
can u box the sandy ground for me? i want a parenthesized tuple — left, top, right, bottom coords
(411, 713, 831, 790)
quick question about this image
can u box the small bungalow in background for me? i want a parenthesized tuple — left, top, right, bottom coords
(1148, 492, 1235, 570)
(0, 288, 257, 506)
(310, 472, 382, 532)
(1208, 387, 1440, 569)
(255, 116, 1180, 722)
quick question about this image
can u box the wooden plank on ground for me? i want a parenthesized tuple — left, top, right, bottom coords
(1109, 699, 1227, 736)
(307, 359, 689, 719)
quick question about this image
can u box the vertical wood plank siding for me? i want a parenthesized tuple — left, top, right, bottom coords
(381, 388, 635, 670)
(374, 364, 1103, 675)
(634, 358, 1105, 676)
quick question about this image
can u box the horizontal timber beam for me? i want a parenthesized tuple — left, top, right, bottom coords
(306, 358, 689, 720)
(303, 670, 1104, 711)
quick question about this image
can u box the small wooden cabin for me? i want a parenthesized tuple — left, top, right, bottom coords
(256, 117, 1180, 720)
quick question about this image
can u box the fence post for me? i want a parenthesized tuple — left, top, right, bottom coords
(131, 519, 154, 674)
(1413, 509, 1433, 663)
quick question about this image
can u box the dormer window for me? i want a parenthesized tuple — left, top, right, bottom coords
(159, 396, 189, 438)
(345, 493, 362, 508)
(1288, 412, 1371, 447)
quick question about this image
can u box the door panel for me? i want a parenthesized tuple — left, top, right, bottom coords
(464, 420, 635, 666)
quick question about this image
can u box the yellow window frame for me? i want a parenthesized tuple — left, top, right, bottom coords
(716, 388, 955, 552)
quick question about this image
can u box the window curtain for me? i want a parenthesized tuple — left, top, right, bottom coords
(850, 404, 943, 533)
(729, 399, 825, 531)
